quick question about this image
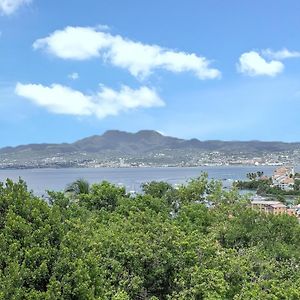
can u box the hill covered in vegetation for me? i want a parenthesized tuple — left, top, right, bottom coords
(0, 130, 300, 156)
(0, 175, 299, 299)
(2, 130, 300, 156)
(2, 130, 300, 169)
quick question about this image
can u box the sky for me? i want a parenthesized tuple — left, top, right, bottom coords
(1, 0, 300, 147)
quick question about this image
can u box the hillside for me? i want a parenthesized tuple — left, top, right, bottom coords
(1, 130, 300, 155)
(1, 130, 300, 168)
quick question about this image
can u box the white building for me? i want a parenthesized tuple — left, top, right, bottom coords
(272, 166, 294, 191)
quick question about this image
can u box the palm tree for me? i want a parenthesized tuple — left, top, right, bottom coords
(257, 171, 264, 178)
(65, 178, 90, 195)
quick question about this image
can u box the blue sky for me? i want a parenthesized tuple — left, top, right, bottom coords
(1, 0, 300, 147)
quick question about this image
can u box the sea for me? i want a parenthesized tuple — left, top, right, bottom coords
(0, 165, 290, 196)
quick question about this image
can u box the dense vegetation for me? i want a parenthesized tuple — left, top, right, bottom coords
(235, 171, 300, 202)
(0, 175, 300, 299)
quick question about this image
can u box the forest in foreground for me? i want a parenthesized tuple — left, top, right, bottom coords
(0, 174, 300, 299)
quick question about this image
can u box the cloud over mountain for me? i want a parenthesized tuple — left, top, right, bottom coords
(15, 83, 164, 118)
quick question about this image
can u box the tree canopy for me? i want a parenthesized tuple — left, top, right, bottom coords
(0, 175, 299, 299)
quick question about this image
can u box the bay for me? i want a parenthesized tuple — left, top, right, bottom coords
(0, 165, 285, 195)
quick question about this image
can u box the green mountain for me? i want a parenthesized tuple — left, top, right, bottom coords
(1, 130, 300, 155)
(1, 130, 300, 168)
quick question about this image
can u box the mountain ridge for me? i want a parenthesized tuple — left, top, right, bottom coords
(1, 130, 300, 155)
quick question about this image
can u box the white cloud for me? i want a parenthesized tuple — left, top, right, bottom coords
(33, 26, 221, 80)
(237, 51, 284, 77)
(68, 72, 79, 80)
(33, 27, 111, 60)
(15, 82, 164, 118)
(0, 0, 31, 15)
(262, 48, 300, 60)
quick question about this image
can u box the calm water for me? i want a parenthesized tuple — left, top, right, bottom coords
(0, 165, 283, 195)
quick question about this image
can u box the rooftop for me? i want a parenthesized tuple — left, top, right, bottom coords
(251, 200, 283, 205)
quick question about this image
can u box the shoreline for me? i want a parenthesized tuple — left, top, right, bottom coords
(0, 164, 289, 171)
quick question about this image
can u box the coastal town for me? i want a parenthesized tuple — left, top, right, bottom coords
(1, 149, 300, 169)
(247, 166, 300, 220)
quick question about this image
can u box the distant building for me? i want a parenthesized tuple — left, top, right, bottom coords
(251, 200, 287, 215)
(271, 166, 294, 191)
(251, 200, 300, 218)
(287, 208, 298, 217)
(295, 205, 300, 218)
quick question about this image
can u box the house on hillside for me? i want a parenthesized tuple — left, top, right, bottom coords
(271, 166, 294, 191)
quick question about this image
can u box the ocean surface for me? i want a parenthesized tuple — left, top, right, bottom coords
(0, 165, 287, 195)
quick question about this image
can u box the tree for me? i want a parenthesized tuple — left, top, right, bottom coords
(141, 181, 174, 199)
(141, 181, 177, 207)
(256, 171, 264, 178)
(177, 173, 208, 204)
(1, 176, 300, 299)
(246, 173, 258, 181)
(295, 197, 300, 205)
(65, 178, 90, 195)
(79, 181, 126, 211)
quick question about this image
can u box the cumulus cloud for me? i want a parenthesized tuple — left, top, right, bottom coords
(33, 26, 221, 80)
(15, 83, 164, 118)
(237, 51, 284, 77)
(0, 0, 31, 15)
(262, 48, 300, 60)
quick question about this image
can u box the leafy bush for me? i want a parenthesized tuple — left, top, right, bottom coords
(0, 176, 299, 299)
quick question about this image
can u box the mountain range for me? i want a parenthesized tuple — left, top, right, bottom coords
(1, 130, 300, 156)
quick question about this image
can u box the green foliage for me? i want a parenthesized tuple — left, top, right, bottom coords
(79, 181, 127, 211)
(141, 181, 176, 206)
(65, 178, 90, 195)
(245, 171, 264, 181)
(141, 181, 174, 199)
(0, 177, 299, 299)
(294, 179, 300, 191)
(177, 173, 208, 203)
(235, 178, 271, 191)
(236, 175, 300, 199)
(295, 196, 300, 205)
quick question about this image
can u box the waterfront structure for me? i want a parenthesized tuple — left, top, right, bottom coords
(251, 200, 287, 215)
(251, 200, 299, 218)
(271, 166, 295, 191)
